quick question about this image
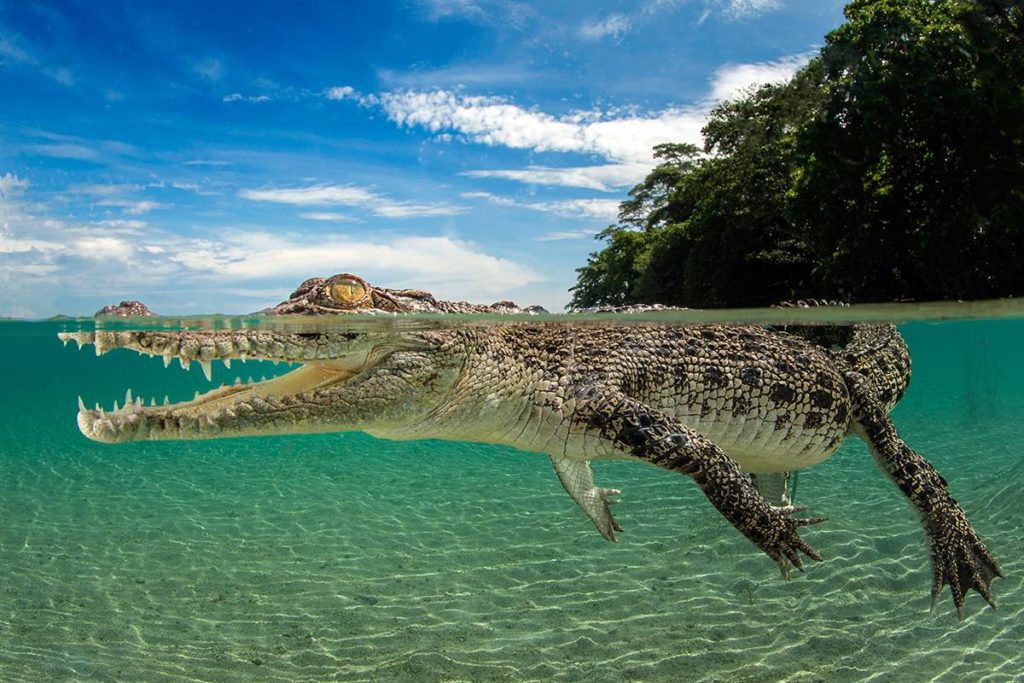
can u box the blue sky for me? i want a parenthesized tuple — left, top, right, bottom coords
(0, 0, 846, 317)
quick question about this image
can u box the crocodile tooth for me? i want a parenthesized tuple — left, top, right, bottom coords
(150, 398, 156, 407)
(200, 360, 213, 382)
(77, 396, 86, 412)
(163, 355, 172, 368)
(272, 359, 280, 366)
(125, 388, 133, 406)
(60, 334, 70, 347)
(247, 376, 254, 385)
(193, 391, 200, 400)
(179, 357, 190, 370)
(113, 400, 120, 412)
(163, 395, 170, 405)
(135, 397, 143, 409)
(234, 377, 241, 385)
(260, 375, 267, 382)
(223, 358, 232, 369)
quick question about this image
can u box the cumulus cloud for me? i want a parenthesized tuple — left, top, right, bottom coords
(0, 174, 541, 317)
(240, 184, 467, 218)
(708, 53, 813, 102)
(378, 90, 705, 164)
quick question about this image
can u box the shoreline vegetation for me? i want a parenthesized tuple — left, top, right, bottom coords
(570, 0, 1023, 310)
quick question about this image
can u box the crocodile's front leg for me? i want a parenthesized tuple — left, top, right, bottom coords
(572, 386, 824, 574)
(845, 372, 1002, 619)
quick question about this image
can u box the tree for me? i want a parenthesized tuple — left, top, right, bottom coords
(571, 0, 1024, 308)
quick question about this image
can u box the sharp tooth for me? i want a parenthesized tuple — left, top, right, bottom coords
(95, 402, 100, 410)
(200, 360, 213, 382)
(150, 398, 156, 407)
(99, 407, 105, 417)
(260, 375, 267, 382)
(125, 389, 133, 405)
(113, 400, 120, 412)
(272, 359, 279, 366)
(163, 395, 170, 405)
(223, 358, 232, 369)
(234, 377, 242, 385)
(77, 396, 86, 412)
(247, 376, 254, 384)
(194, 391, 200, 400)
(163, 355, 172, 368)
(135, 397, 143, 408)
(179, 357, 191, 370)
(60, 334, 70, 347)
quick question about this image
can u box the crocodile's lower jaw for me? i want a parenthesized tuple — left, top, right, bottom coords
(59, 331, 368, 443)
(75, 362, 361, 443)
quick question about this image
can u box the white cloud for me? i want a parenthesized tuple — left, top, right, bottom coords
(417, 0, 534, 28)
(324, 85, 356, 101)
(580, 14, 631, 41)
(719, 0, 780, 19)
(462, 191, 620, 221)
(0, 174, 541, 317)
(242, 185, 377, 205)
(223, 93, 272, 103)
(299, 211, 360, 222)
(73, 236, 135, 261)
(378, 90, 705, 164)
(462, 163, 650, 191)
(240, 184, 467, 218)
(98, 199, 163, 215)
(708, 53, 813, 102)
(536, 229, 600, 241)
(0, 173, 30, 198)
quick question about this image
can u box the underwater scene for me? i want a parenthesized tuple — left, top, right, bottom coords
(1, 308, 1023, 682)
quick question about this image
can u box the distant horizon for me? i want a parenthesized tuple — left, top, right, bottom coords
(1, 0, 846, 318)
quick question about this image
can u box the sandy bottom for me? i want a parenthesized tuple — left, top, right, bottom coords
(1, 418, 1021, 682)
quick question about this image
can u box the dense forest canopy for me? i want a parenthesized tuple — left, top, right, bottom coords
(570, 0, 1024, 309)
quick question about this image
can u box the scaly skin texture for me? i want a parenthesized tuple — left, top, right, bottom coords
(63, 273, 1001, 618)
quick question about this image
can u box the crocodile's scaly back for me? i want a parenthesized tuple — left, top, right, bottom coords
(840, 324, 911, 412)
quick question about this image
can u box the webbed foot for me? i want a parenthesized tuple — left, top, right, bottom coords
(926, 505, 1003, 620)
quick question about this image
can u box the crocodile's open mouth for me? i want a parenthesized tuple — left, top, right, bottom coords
(59, 330, 377, 443)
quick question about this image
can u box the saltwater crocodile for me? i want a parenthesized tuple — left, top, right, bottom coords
(61, 273, 1001, 618)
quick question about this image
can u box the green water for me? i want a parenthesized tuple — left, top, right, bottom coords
(1, 317, 1022, 681)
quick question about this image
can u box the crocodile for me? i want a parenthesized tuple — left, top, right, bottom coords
(60, 273, 1001, 619)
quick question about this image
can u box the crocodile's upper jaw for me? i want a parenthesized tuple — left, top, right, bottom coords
(60, 331, 382, 443)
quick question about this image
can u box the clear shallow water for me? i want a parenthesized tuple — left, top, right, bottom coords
(1, 313, 1022, 681)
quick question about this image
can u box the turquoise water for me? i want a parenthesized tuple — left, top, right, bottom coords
(1, 317, 1022, 681)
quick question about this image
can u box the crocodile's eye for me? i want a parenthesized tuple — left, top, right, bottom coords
(330, 279, 367, 306)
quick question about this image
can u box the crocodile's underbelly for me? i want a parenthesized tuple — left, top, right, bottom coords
(408, 388, 851, 475)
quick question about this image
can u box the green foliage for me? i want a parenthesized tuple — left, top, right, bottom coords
(571, 0, 1024, 309)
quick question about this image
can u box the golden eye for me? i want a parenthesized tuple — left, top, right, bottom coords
(331, 280, 367, 305)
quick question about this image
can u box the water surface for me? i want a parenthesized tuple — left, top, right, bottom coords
(1, 306, 1022, 681)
